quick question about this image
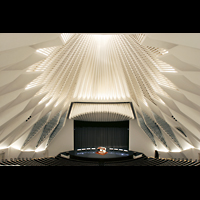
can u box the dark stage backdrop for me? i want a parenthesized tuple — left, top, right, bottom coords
(74, 121, 129, 150)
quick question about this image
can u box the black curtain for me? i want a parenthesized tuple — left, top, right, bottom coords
(74, 121, 129, 149)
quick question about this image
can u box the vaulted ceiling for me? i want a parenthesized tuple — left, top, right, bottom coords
(0, 33, 200, 153)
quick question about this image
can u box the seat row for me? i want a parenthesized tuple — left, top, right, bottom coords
(1, 155, 200, 166)
(104, 156, 200, 166)
(0, 155, 99, 166)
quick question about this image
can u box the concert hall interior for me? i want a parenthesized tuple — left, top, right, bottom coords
(1, 33, 200, 166)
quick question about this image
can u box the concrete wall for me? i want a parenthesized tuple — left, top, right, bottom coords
(129, 119, 155, 157)
(158, 148, 200, 160)
(47, 119, 74, 157)
(2, 118, 200, 161)
(0, 119, 74, 160)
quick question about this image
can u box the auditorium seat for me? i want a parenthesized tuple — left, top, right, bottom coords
(1, 154, 200, 166)
(104, 156, 147, 166)
(104, 156, 200, 166)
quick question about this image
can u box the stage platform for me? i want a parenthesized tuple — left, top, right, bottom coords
(59, 149, 144, 165)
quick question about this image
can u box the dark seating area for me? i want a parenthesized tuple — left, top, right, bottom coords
(0, 155, 99, 166)
(104, 156, 200, 166)
(1, 154, 200, 166)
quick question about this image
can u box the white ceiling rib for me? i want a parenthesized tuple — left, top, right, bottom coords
(0, 33, 199, 154)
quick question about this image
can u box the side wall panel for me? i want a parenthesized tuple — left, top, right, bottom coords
(129, 119, 155, 157)
(47, 119, 74, 157)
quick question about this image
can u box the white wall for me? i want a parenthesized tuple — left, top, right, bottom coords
(3, 118, 200, 160)
(2, 119, 74, 160)
(129, 119, 155, 157)
(129, 119, 200, 160)
(47, 119, 74, 157)
(47, 118, 156, 158)
(159, 148, 200, 160)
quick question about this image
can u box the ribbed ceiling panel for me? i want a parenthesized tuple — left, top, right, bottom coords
(69, 103, 134, 121)
(0, 33, 199, 154)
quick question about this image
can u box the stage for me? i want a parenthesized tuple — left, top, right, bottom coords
(59, 149, 143, 165)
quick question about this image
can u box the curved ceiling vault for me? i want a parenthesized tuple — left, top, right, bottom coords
(0, 33, 200, 153)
